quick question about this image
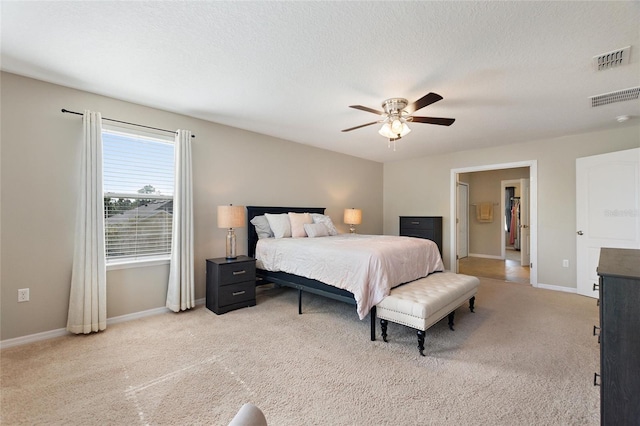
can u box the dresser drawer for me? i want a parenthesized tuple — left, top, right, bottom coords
(219, 262, 256, 286)
(217, 281, 255, 307)
(402, 229, 437, 240)
(400, 217, 436, 230)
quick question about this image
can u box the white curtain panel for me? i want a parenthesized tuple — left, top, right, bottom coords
(67, 110, 107, 334)
(166, 129, 195, 312)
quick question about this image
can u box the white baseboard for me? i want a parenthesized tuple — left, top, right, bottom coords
(0, 328, 71, 350)
(0, 298, 205, 350)
(468, 253, 504, 260)
(107, 305, 173, 326)
(536, 283, 577, 293)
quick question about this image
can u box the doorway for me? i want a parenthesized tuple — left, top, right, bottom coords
(456, 176, 530, 283)
(501, 178, 530, 268)
(450, 161, 538, 286)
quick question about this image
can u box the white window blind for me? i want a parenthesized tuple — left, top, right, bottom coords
(102, 128, 175, 262)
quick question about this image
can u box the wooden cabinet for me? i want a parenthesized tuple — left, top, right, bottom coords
(399, 216, 443, 256)
(206, 256, 256, 314)
(596, 248, 640, 426)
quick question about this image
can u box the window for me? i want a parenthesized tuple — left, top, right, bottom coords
(102, 127, 175, 264)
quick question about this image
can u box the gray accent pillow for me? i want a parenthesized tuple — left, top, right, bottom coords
(311, 213, 339, 236)
(250, 215, 274, 239)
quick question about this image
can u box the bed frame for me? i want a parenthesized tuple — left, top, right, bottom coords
(247, 206, 377, 341)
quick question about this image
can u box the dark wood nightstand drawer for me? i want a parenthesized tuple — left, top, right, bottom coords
(219, 262, 256, 286)
(218, 281, 255, 306)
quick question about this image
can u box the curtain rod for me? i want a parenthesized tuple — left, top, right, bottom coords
(61, 109, 195, 138)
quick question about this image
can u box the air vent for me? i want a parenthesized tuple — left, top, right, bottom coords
(590, 87, 640, 108)
(593, 46, 631, 71)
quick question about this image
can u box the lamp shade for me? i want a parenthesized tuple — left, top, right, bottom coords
(217, 205, 246, 228)
(343, 208, 362, 225)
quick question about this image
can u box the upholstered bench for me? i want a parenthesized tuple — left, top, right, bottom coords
(376, 271, 480, 356)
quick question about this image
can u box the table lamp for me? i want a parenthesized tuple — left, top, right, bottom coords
(344, 208, 362, 234)
(217, 205, 245, 259)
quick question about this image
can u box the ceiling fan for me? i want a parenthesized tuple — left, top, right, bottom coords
(341, 92, 455, 145)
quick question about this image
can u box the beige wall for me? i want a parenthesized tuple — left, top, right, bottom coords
(384, 125, 640, 288)
(0, 72, 383, 340)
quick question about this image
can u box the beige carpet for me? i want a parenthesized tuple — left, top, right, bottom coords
(1, 278, 600, 425)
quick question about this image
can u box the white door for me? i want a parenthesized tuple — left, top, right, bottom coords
(576, 148, 640, 298)
(520, 178, 530, 267)
(457, 182, 469, 262)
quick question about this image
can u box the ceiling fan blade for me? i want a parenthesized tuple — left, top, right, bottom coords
(411, 116, 456, 126)
(341, 121, 379, 132)
(349, 105, 384, 115)
(407, 92, 443, 113)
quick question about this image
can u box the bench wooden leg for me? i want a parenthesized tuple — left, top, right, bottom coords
(417, 330, 426, 356)
(448, 311, 455, 331)
(380, 318, 388, 342)
(370, 306, 376, 341)
(469, 296, 475, 313)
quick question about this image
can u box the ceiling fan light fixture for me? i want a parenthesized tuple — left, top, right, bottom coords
(378, 120, 411, 139)
(391, 118, 403, 134)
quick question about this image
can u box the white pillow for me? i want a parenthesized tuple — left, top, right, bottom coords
(265, 213, 291, 238)
(304, 222, 329, 238)
(250, 215, 274, 239)
(310, 213, 339, 236)
(288, 212, 313, 238)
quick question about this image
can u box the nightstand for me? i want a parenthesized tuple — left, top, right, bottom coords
(206, 256, 256, 314)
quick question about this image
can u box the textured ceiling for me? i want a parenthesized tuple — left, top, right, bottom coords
(2, 1, 639, 163)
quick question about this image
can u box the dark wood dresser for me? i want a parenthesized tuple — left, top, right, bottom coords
(206, 256, 256, 314)
(596, 248, 640, 425)
(399, 216, 443, 256)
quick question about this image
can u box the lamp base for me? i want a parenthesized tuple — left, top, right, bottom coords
(226, 228, 237, 259)
(349, 225, 356, 234)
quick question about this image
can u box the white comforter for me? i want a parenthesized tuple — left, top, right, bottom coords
(255, 234, 444, 319)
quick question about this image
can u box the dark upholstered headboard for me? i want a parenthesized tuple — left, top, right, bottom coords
(246, 206, 326, 258)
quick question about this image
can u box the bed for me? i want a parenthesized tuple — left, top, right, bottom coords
(247, 206, 444, 340)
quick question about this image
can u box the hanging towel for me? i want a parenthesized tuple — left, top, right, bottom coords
(476, 202, 494, 223)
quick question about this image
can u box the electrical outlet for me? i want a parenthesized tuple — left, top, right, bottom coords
(18, 288, 30, 302)
(562, 259, 569, 268)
